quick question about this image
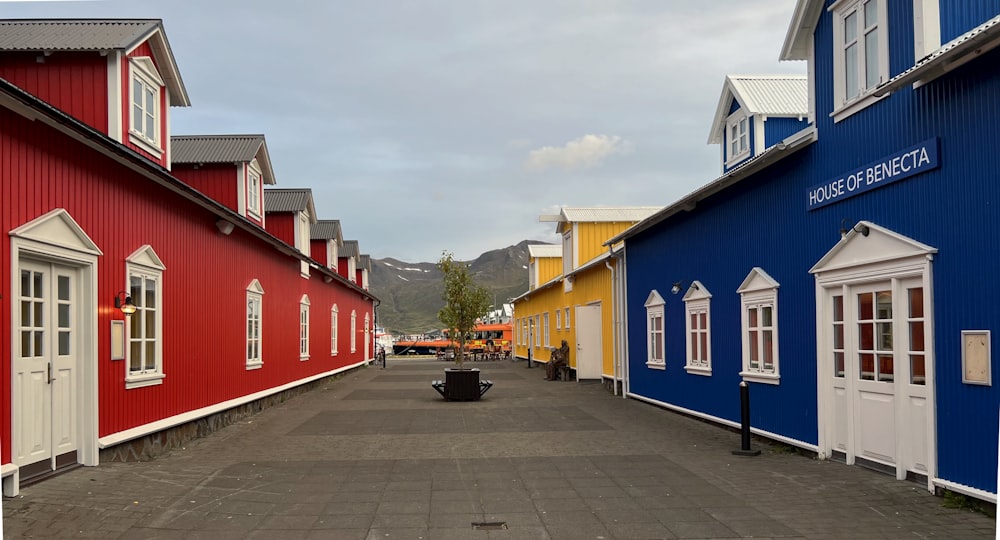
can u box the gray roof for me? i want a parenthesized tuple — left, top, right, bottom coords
(310, 219, 342, 241)
(359, 254, 371, 271)
(264, 188, 316, 221)
(171, 135, 276, 184)
(341, 240, 359, 258)
(0, 19, 189, 106)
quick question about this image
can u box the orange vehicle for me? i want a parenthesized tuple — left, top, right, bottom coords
(391, 322, 513, 356)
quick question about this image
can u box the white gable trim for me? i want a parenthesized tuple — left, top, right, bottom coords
(810, 221, 937, 278)
(9, 208, 103, 257)
(126, 244, 166, 271)
(737, 267, 780, 294)
(644, 289, 665, 307)
(682, 280, 712, 301)
(247, 279, 265, 295)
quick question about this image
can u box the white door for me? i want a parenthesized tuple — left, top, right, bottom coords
(575, 304, 602, 380)
(13, 260, 79, 479)
(823, 277, 929, 478)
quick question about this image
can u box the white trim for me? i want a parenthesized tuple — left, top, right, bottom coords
(645, 289, 665, 368)
(739, 268, 780, 382)
(931, 478, 997, 504)
(125, 246, 165, 388)
(1, 462, 19, 496)
(246, 280, 263, 368)
(331, 304, 339, 355)
(247, 159, 263, 220)
(127, 56, 164, 158)
(725, 111, 751, 167)
(627, 391, 819, 452)
(9, 209, 102, 483)
(913, 0, 941, 59)
(236, 166, 247, 216)
(107, 52, 122, 142)
(98, 360, 369, 449)
(829, 0, 890, 123)
(299, 295, 310, 360)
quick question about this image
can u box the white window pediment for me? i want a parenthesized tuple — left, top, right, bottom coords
(810, 221, 937, 275)
(247, 279, 265, 294)
(126, 244, 166, 271)
(644, 289, 665, 307)
(737, 267, 780, 294)
(300, 294, 310, 305)
(131, 57, 164, 86)
(10, 208, 103, 256)
(682, 280, 712, 301)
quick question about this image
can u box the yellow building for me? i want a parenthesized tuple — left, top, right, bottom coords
(513, 207, 661, 387)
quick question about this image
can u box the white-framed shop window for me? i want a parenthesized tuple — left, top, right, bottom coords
(331, 304, 339, 355)
(125, 245, 166, 388)
(645, 290, 665, 369)
(246, 279, 264, 369)
(683, 281, 712, 376)
(831, 0, 889, 121)
(299, 295, 310, 359)
(737, 268, 780, 384)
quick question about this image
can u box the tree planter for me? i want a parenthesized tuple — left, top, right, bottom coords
(444, 368, 481, 401)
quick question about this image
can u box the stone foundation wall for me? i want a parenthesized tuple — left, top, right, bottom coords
(99, 371, 349, 463)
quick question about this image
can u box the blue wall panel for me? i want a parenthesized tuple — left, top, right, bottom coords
(940, 1, 1000, 43)
(763, 117, 809, 147)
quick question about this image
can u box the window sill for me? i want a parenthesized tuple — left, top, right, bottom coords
(725, 151, 750, 169)
(684, 365, 712, 377)
(646, 361, 665, 370)
(125, 373, 165, 389)
(739, 371, 780, 385)
(299, 355, 310, 361)
(128, 131, 163, 159)
(830, 91, 888, 123)
(246, 361, 263, 371)
(332, 351, 339, 356)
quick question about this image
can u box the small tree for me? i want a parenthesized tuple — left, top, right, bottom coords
(438, 251, 492, 368)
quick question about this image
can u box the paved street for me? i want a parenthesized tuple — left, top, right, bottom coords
(3, 357, 995, 539)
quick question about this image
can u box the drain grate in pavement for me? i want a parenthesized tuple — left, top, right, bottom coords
(471, 522, 508, 530)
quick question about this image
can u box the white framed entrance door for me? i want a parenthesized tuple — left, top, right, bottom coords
(812, 221, 936, 490)
(13, 259, 81, 481)
(575, 304, 602, 380)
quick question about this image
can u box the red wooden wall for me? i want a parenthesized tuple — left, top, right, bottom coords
(172, 163, 239, 212)
(0, 51, 109, 133)
(264, 213, 296, 246)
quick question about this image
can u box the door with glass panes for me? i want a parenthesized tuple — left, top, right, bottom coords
(12, 259, 80, 480)
(825, 276, 929, 479)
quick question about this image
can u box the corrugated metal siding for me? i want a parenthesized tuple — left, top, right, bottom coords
(310, 239, 329, 268)
(0, 20, 158, 51)
(0, 51, 109, 132)
(763, 117, 809, 148)
(171, 163, 238, 212)
(577, 221, 631, 264)
(1, 104, 374, 449)
(512, 285, 564, 363)
(731, 76, 808, 116)
(264, 189, 310, 213)
(940, 1, 1000, 43)
(569, 263, 614, 376)
(264, 213, 295, 247)
(537, 257, 562, 284)
(171, 135, 263, 164)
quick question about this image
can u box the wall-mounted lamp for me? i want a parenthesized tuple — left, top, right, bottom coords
(840, 219, 870, 238)
(114, 291, 137, 315)
(323, 275, 334, 284)
(216, 219, 235, 235)
(671, 281, 699, 295)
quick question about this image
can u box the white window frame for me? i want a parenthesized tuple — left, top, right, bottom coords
(555, 309, 561, 330)
(543, 312, 550, 347)
(534, 315, 541, 347)
(564, 307, 570, 329)
(830, 0, 889, 122)
(328, 241, 339, 270)
(299, 295, 310, 360)
(726, 112, 750, 166)
(364, 313, 371, 358)
(247, 160, 262, 218)
(331, 304, 339, 355)
(645, 290, 665, 370)
(128, 57, 164, 157)
(683, 281, 712, 376)
(348, 256, 357, 283)
(125, 245, 166, 389)
(562, 229, 574, 277)
(246, 279, 264, 370)
(737, 268, 780, 384)
(351, 310, 357, 353)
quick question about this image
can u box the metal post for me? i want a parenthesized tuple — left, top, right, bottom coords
(732, 381, 760, 456)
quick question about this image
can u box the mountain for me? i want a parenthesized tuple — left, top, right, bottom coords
(371, 240, 543, 334)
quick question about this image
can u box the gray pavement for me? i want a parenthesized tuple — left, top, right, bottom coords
(3, 357, 996, 539)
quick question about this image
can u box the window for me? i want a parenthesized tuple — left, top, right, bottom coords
(128, 57, 163, 155)
(328, 241, 339, 270)
(543, 312, 550, 347)
(535, 315, 541, 347)
(247, 161, 262, 217)
(555, 309, 561, 330)
(564, 307, 570, 329)
(351, 310, 357, 353)
(562, 229, 573, 277)
(832, 0, 888, 120)
(299, 295, 310, 359)
(645, 290, 665, 369)
(528, 260, 537, 289)
(727, 113, 750, 165)
(246, 280, 264, 369)
(348, 257, 357, 283)
(331, 304, 339, 355)
(125, 245, 165, 388)
(365, 313, 371, 357)
(738, 268, 780, 384)
(683, 281, 712, 375)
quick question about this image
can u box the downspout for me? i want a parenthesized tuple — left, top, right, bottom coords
(606, 251, 619, 397)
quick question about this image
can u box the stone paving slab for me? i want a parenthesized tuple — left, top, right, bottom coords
(2, 357, 996, 539)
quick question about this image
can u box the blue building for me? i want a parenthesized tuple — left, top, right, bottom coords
(612, 0, 1000, 502)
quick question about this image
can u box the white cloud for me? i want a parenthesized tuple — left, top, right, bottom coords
(524, 134, 631, 172)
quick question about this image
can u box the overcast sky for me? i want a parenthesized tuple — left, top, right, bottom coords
(7, 0, 805, 262)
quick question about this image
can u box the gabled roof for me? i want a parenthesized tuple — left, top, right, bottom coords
(540, 206, 662, 224)
(527, 244, 561, 258)
(0, 19, 190, 106)
(171, 135, 276, 184)
(264, 188, 316, 220)
(341, 240, 359, 258)
(310, 219, 343, 242)
(707, 75, 808, 144)
(780, 1, 824, 61)
(359, 254, 372, 271)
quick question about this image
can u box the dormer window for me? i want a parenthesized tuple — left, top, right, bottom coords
(128, 57, 164, 156)
(727, 113, 750, 165)
(328, 241, 338, 270)
(247, 161, 262, 218)
(348, 257, 357, 283)
(831, 0, 888, 121)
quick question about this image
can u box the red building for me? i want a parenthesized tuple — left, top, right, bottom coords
(0, 19, 378, 495)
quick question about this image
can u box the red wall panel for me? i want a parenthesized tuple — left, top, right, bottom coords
(1, 105, 375, 461)
(172, 163, 239, 212)
(310, 239, 329, 267)
(0, 51, 109, 132)
(264, 213, 295, 246)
